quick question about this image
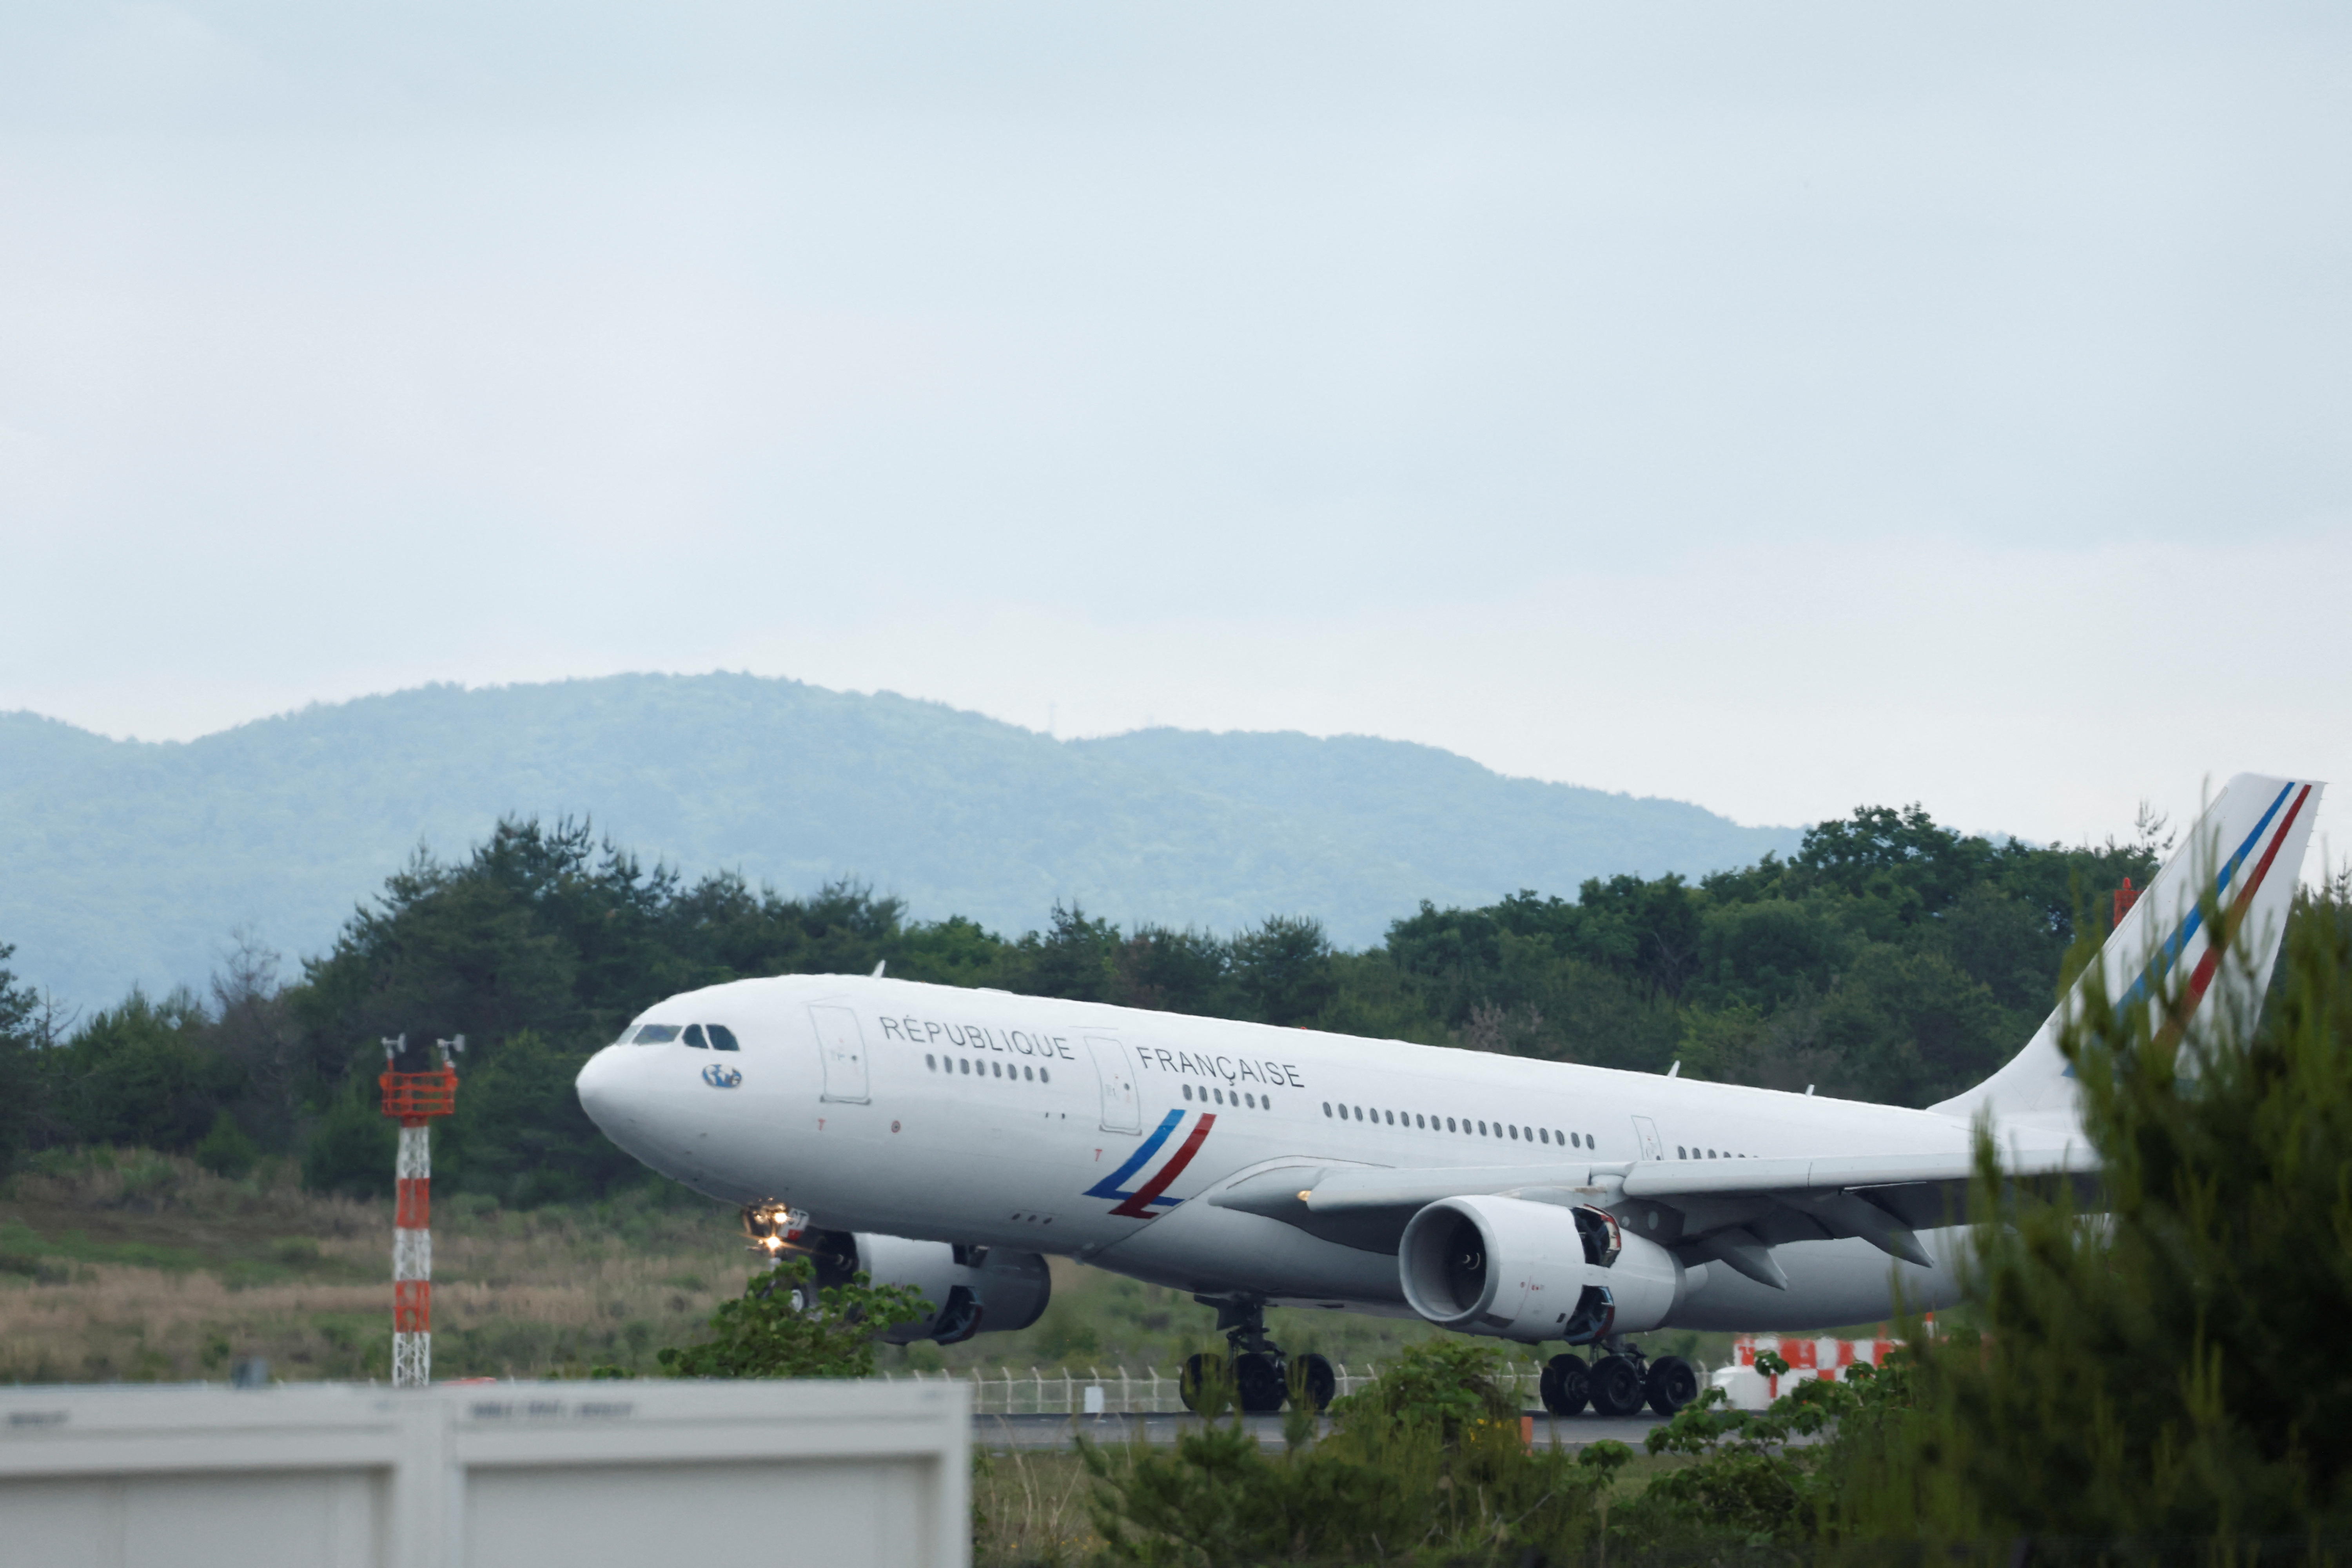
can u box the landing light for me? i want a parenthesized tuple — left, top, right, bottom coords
(740, 1200, 811, 1256)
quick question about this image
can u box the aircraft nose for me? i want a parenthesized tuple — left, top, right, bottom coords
(575, 1045, 631, 1133)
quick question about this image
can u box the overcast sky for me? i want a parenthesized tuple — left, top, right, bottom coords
(3, 2, 2346, 854)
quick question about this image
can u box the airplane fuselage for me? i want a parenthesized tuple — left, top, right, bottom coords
(577, 973, 2008, 1333)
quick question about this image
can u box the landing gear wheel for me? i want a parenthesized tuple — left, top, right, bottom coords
(1540, 1354, 1591, 1416)
(1179, 1352, 1223, 1414)
(1645, 1355, 1700, 1416)
(1293, 1352, 1337, 1413)
(1233, 1351, 1287, 1414)
(1587, 1354, 1647, 1417)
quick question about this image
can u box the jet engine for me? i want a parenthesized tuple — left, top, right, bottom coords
(1398, 1195, 1680, 1344)
(804, 1229, 1053, 1345)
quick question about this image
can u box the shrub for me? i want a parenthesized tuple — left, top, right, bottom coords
(193, 1111, 260, 1178)
(657, 1256, 927, 1379)
(300, 1080, 396, 1196)
(1083, 1337, 1618, 1566)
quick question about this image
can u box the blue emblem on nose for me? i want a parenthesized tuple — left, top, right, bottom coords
(701, 1063, 742, 1089)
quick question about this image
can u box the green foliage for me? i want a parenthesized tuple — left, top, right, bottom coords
(1623, 1351, 1915, 1547)
(1825, 872, 2352, 1543)
(1389, 802, 2163, 1105)
(0, 943, 45, 1168)
(1082, 1338, 1615, 1566)
(1325, 1334, 1520, 1445)
(656, 1256, 928, 1379)
(298, 1076, 397, 1197)
(442, 1029, 637, 1205)
(191, 1110, 260, 1178)
(42, 987, 237, 1152)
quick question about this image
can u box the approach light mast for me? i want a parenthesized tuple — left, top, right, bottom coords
(379, 1033, 461, 1388)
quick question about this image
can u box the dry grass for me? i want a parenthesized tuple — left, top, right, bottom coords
(0, 1147, 750, 1383)
(973, 1447, 1104, 1567)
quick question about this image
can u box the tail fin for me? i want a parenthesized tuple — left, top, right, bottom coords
(1929, 772, 2325, 1126)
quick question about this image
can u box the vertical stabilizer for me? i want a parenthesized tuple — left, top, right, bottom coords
(1929, 773, 2324, 1127)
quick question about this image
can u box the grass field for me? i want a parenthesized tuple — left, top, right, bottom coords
(0, 1147, 746, 1382)
(0, 1146, 1740, 1387)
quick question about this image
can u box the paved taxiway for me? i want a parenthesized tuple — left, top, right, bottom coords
(974, 1410, 1669, 1451)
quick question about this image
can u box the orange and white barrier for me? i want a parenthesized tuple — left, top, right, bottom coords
(1708, 1327, 1921, 1411)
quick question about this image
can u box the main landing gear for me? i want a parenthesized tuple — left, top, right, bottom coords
(1179, 1297, 1337, 1416)
(1540, 1341, 1700, 1419)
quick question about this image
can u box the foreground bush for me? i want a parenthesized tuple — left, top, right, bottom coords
(1080, 1338, 1628, 1566)
(1833, 876, 2352, 1544)
(656, 1256, 927, 1379)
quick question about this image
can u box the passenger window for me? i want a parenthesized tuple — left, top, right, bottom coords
(1446, 1117, 1457, 1132)
(1538, 1127, 1549, 1144)
(1568, 1131, 1579, 1147)
(1354, 1106, 1365, 1122)
(1040, 1069, 1050, 1083)
(992, 1061, 1003, 1078)
(1384, 1110, 1394, 1125)
(926, 1054, 936, 1070)
(959, 1058, 971, 1075)
(1244, 1093, 1255, 1108)
(631, 1024, 680, 1045)
(1323, 1102, 1333, 1117)
(707, 1024, 742, 1052)
(1023, 1065, 1034, 1081)
(1677, 1145, 1688, 1159)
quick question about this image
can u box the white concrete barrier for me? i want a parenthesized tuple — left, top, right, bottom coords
(0, 1379, 969, 1568)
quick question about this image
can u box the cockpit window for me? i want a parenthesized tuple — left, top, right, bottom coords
(632, 1024, 681, 1045)
(682, 1025, 710, 1049)
(707, 1024, 741, 1052)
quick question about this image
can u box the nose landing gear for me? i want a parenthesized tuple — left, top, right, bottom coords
(1180, 1296, 1336, 1416)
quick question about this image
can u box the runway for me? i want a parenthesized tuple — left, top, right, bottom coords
(972, 1410, 1669, 1451)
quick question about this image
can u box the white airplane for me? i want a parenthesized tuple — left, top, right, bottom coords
(576, 773, 2321, 1418)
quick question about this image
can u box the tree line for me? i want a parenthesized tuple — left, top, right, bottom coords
(0, 802, 2167, 1203)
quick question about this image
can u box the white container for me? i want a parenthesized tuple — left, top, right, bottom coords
(0, 1379, 969, 1568)
(1708, 1363, 1773, 1412)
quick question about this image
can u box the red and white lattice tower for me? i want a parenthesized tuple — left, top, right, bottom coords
(379, 1034, 462, 1388)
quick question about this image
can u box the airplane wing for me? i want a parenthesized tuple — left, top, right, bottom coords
(1206, 1148, 2098, 1289)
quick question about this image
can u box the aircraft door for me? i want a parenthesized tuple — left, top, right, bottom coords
(1085, 1035, 1142, 1134)
(1630, 1115, 1664, 1161)
(808, 1006, 871, 1103)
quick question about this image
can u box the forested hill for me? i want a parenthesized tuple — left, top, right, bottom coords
(0, 674, 1799, 1009)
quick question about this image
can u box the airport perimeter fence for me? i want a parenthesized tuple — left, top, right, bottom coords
(878, 1362, 1549, 1416)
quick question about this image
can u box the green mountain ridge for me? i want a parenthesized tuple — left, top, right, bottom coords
(0, 673, 1800, 1008)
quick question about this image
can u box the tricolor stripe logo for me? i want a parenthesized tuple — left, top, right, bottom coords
(1085, 1109, 1217, 1219)
(2121, 779, 2313, 1022)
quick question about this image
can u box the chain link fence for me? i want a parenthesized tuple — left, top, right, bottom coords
(877, 1362, 1551, 1416)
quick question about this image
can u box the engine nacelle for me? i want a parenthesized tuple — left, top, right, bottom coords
(809, 1231, 1053, 1345)
(1398, 1195, 1681, 1344)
